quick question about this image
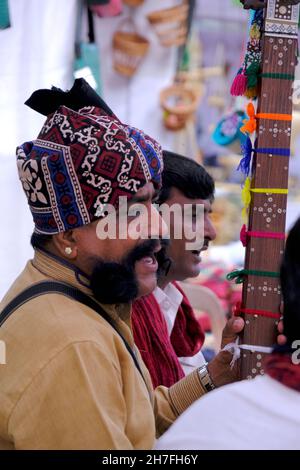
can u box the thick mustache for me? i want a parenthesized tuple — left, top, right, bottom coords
(89, 239, 171, 304)
(125, 238, 169, 266)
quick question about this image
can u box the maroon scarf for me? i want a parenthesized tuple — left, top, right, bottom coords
(132, 282, 204, 388)
(265, 353, 300, 392)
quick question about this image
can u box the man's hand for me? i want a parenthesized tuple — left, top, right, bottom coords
(277, 319, 286, 345)
(207, 312, 286, 388)
(207, 316, 244, 388)
(277, 302, 286, 345)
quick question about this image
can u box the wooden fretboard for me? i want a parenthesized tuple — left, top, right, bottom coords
(240, 0, 299, 379)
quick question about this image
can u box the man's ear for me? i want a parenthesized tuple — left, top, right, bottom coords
(52, 230, 78, 260)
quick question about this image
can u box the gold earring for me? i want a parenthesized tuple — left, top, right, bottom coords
(65, 247, 72, 255)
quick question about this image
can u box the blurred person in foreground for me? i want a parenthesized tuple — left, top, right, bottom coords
(156, 217, 300, 450)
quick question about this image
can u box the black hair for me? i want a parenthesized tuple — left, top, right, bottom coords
(158, 151, 215, 204)
(280, 217, 300, 346)
(31, 232, 53, 250)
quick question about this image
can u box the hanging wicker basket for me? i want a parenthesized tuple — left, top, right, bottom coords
(123, 0, 144, 6)
(160, 84, 198, 131)
(112, 19, 149, 77)
(147, 2, 189, 47)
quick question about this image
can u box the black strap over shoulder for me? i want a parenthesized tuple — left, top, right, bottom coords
(0, 281, 145, 380)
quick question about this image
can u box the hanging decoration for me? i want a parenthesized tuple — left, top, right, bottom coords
(212, 110, 247, 154)
(112, 18, 149, 77)
(231, 9, 264, 99)
(159, 83, 198, 131)
(238, 136, 253, 176)
(147, 2, 189, 47)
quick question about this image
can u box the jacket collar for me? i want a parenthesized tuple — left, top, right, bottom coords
(32, 248, 92, 295)
(32, 248, 132, 334)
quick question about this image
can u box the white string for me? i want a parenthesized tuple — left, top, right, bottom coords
(222, 338, 273, 369)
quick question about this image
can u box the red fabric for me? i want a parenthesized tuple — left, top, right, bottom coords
(170, 282, 205, 357)
(265, 353, 300, 392)
(132, 283, 204, 388)
(132, 294, 185, 388)
(198, 314, 211, 332)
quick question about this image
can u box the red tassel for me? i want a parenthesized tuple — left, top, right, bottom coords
(230, 69, 247, 96)
(240, 224, 248, 247)
(233, 301, 242, 317)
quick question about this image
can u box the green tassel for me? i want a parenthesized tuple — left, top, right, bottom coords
(246, 62, 260, 89)
(226, 269, 245, 284)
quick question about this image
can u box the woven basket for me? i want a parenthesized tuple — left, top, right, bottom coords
(160, 84, 198, 131)
(123, 0, 144, 6)
(112, 20, 149, 77)
(147, 2, 188, 47)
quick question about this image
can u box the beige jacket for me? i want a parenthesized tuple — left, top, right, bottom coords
(0, 250, 205, 450)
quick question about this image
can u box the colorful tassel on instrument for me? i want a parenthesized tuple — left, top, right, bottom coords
(231, 67, 247, 96)
(240, 224, 248, 247)
(245, 87, 258, 100)
(238, 136, 253, 175)
(226, 269, 246, 284)
(244, 25, 262, 98)
(240, 102, 256, 134)
(239, 224, 286, 247)
(241, 176, 251, 221)
(246, 63, 260, 88)
(230, 9, 263, 98)
(227, 268, 280, 285)
(249, 22, 261, 41)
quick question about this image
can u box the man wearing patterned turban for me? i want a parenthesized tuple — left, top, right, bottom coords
(0, 79, 220, 450)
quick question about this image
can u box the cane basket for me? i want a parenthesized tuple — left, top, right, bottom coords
(147, 2, 188, 47)
(112, 20, 149, 77)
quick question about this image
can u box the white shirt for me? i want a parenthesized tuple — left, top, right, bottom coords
(153, 284, 206, 375)
(156, 375, 300, 450)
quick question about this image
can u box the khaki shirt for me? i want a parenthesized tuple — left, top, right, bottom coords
(0, 250, 205, 450)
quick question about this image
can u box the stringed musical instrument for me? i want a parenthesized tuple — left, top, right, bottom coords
(231, 0, 300, 379)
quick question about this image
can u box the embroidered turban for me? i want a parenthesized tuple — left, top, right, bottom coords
(16, 79, 163, 234)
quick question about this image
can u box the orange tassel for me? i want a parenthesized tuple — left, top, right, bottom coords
(240, 102, 257, 134)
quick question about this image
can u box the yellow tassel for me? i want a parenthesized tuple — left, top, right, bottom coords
(240, 102, 257, 134)
(244, 87, 258, 99)
(241, 177, 251, 222)
(249, 24, 261, 41)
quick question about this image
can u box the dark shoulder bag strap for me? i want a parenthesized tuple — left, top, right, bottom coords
(0, 281, 145, 380)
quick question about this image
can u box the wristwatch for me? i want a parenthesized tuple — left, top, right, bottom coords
(197, 363, 216, 393)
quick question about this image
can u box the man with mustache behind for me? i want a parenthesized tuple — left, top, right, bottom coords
(0, 79, 243, 450)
